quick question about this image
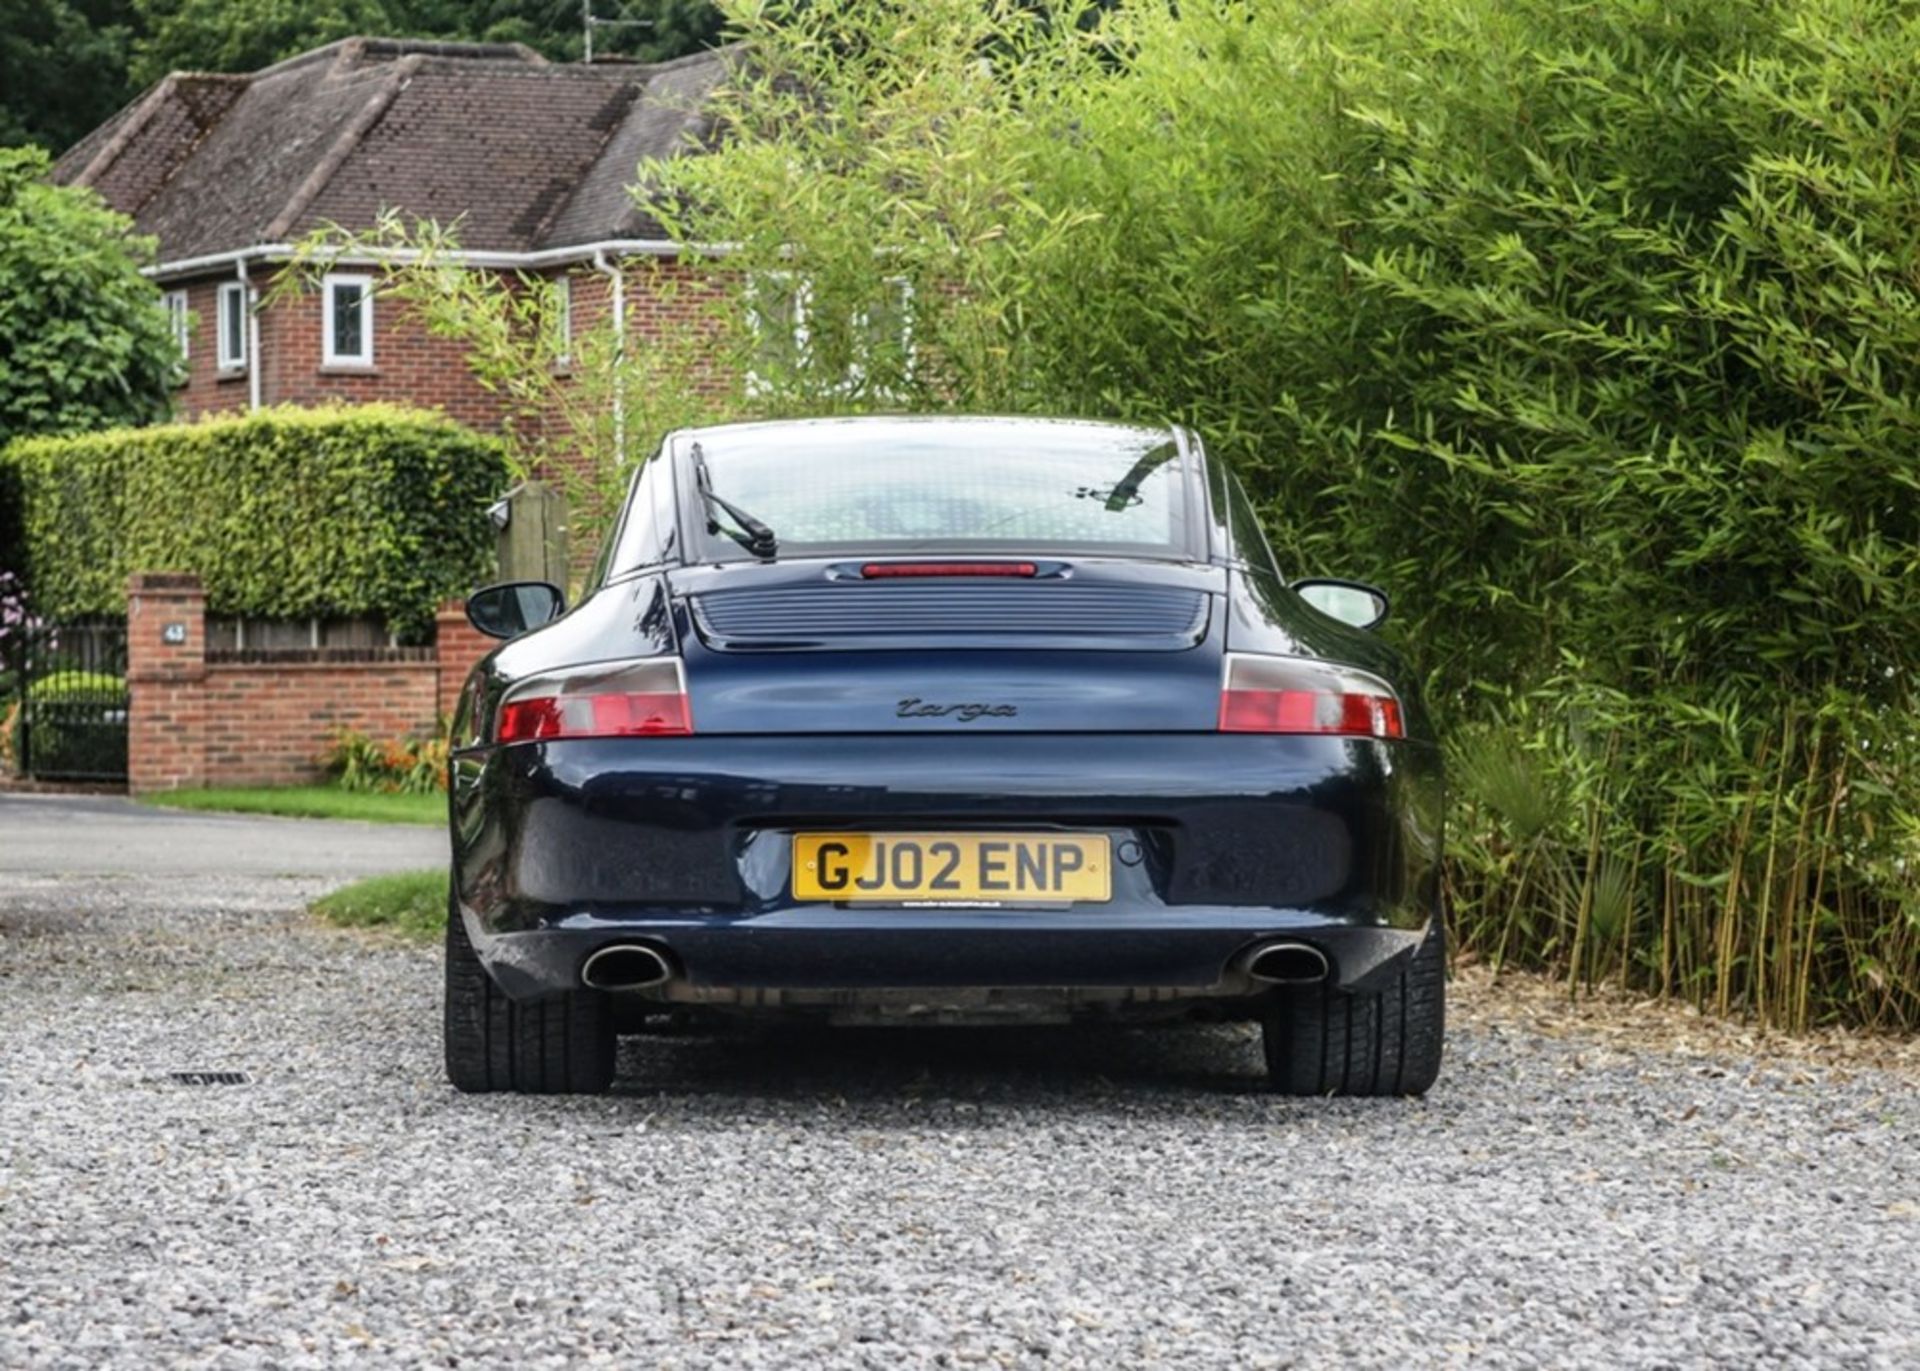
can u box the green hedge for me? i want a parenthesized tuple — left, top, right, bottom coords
(0, 405, 507, 640)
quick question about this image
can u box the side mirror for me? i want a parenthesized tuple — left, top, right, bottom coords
(466, 581, 566, 640)
(1293, 578, 1389, 631)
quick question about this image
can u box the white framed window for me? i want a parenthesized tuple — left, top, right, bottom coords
(164, 290, 190, 363)
(745, 271, 810, 394)
(217, 281, 247, 370)
(322, 273, 374, 366)
(746, 272, 917, 397)
(551, 275, 573, 366)
(850, 276, 915, 395)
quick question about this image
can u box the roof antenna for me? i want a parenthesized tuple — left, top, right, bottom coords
(581, 0, 653, 63)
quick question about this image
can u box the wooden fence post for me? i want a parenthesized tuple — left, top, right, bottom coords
(495, 481, 570, 586)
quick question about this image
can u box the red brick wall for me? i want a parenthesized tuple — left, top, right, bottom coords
(167, 267, 511, 428)
(259, 269, 506, 429)
(196, 660, 440, 789)
(128, 574, 491, 793)
(621, 258, 731, 358)
(434, 600, 494, 724)
(166, 257, 740, 428)
(167, 277, 251, 419)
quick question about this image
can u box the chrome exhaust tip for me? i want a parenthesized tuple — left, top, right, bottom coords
(581, 943, 675, 992)
(1240, 940, 1330, 986)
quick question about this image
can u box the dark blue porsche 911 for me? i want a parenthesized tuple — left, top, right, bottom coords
(447, 416, 1444, 1096)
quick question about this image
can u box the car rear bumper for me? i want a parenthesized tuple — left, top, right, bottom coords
(469, 909, 1431, 1003)
(451, 733, 1443, 1000)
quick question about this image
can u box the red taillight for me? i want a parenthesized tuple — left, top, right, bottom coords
(1219, 689, 1403, 737)
(495, 659, 691, 742)
(1218, 655, 1405, 739)
(861, 562, 1038, 579)
(498, 692, 690, 741)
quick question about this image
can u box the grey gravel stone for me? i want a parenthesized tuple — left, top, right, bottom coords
(1, 867, 1916, 1369)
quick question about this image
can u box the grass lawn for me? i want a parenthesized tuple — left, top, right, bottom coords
(140, 785, 442, 825)
(311, 869, 449, 941)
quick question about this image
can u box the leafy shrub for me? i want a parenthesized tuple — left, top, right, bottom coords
(0, 146, 175, 448)
(323, 728, 449, 795)
(0, 568, 34, 697)
(0, 405, 507, 641)
(651, 0, 1920, 1030)
(28, 670, 125, 702)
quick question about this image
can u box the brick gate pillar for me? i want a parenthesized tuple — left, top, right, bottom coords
(126, 573, 207, 793)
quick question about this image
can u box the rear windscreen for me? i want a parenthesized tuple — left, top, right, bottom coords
(684, 421, 1194, 562)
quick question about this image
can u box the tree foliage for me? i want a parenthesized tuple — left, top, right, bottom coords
(129, 0, 394, 86)
(641, 0, 1920, 1029)
(405, 0, 726, 66)
(0, 0, 140, 153)
(0, 146, 175, 447)
(125, 0, 724, 113)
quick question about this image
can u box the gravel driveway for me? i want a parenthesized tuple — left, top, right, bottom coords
(2, 804, 1916, 1368)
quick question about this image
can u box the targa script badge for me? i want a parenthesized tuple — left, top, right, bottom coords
(896, 697, 1019, 722)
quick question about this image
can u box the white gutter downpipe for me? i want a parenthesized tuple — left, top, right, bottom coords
(593, 248, 627, 464)
(237, 258, 261, 412)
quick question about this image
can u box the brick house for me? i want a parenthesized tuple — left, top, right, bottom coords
(34, 39, 761, 790)
(51, 36, 733, 431)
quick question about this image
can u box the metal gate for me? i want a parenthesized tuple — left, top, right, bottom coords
(7, 618, 129, 782)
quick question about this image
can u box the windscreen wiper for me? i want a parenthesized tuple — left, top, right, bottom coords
(690, 442, 778, 558)
(1103, 441, 1180, 512)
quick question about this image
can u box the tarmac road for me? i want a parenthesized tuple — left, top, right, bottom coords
(0, 793, 444, 877)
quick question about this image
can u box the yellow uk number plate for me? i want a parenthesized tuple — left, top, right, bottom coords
(792, 832, 1111, 904)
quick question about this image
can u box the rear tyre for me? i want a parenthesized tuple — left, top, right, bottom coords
(1262, 919, 1445, 1097)
(443, 891, 616, 1095)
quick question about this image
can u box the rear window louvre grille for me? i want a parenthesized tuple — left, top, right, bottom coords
(693, 584, 1209, 650)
